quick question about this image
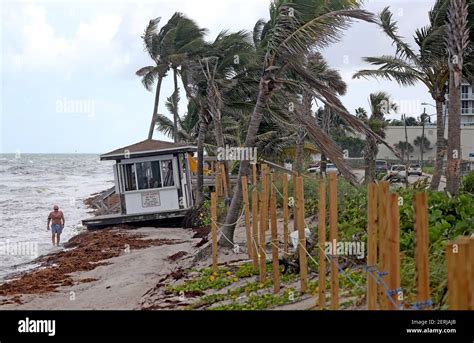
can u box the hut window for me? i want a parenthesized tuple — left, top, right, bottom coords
(161, 160, 175, 187)
(136, 161, 162, 190)
(123, 164, 137, 191)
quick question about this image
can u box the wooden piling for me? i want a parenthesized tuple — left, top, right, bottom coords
(293, 172, 298, 232)
(414, 192, 431, 310)
(387, 193, 400, 310)
(259, 165, 267, 283)
(318, 179, 327, 309)
(328, 172, 338, 310)
(211, 192, 218, 273)
(263, 168, 270, 232)
(251, 187, 259, 269)
(252, 163, 257, 185)
(469, 236, 474, 310)
(296, 176, 308, 293)
(215, 169, 221, 197)
(367, 182, 378, 310)
(270, 174, 280, 293)
(378, 181, 389, 310)
(220, 163, 229, 199)
(447, 240, 470, 310)
(241, 176, 252, 261)
(283, 173, 289, 255)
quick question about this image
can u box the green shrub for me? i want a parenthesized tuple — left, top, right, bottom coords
(462, 171, 474, 194)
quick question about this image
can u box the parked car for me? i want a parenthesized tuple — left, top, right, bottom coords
(408, 164, 422, 176)
(388, 165, 407, 182)
(307, 162, 338, 174)
(307, 166, 320, 174)
(326, 163, 338, 173)
(376, 160, 389, 173)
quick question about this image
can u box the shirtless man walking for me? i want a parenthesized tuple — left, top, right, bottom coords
(47, 205, 65, 246)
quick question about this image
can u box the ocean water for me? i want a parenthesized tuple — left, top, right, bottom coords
(0, 154, 114, 280)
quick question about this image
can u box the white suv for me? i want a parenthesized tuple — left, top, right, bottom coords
(408, 164, 422, 176)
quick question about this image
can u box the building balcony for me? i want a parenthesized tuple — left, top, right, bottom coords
(462, 108, 474, 115)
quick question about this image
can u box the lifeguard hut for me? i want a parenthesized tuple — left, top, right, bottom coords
(82, 139, 196, 229)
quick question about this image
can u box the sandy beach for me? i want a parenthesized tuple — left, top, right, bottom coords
(0, 197, 360, 311)
(0, 226, 198, 310)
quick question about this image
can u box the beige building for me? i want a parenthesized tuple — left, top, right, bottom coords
(373, 126, 474, 162)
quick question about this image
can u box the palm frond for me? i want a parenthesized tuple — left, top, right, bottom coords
(142, 17, 161, 60)
(269, 2, 376, 63)
(353, 69, 419, 87)
(378, 7, 418, 62)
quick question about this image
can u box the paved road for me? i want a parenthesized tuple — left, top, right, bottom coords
(352, 169, 446, 190)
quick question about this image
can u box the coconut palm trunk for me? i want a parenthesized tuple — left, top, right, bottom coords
(172, 67, 180, 142)
(219, 77, 271, 247)
(446, 73, 462, 194)
(147, 76, 164, 139)
(294, 127, 305, 174)
(445, 0, 469, 195)
(364, 137, 377, 183)
(430, 98, 446, 190)
(196, 114, 207, 206)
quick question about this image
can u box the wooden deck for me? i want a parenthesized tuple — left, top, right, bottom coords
(82, 209, 189, 229)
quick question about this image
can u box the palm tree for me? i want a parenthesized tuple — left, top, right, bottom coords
(445, 0, 470, 195)
(353, 3, 450, 190)
(219, 0, 382, 247)
(395, 141, 414, 160)
(160, 13, 207, 142)
(363, 92, 397, 183)
(136, 18, 169, 140)
(198, 30, 255, 197)
(294, 52, 347, 175)
(413, 135, 432, 160)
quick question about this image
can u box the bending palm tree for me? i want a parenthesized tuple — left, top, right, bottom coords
(160, 13, 207, 142)
(354, 4, 449, 190)
(219, 0, 382, 247)
(136, 18, 169, 140)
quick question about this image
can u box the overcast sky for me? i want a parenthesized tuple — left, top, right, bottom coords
(1, 0, 438, 153)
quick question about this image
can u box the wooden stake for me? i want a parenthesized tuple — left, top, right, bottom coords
(414, 192, 431, 310)
(259, 165, 267, 283)
(252, 163, 257, 186)
(378, 181, 389, 310)
(258, 191, 267, 283)
(211, 192, 218, 273)
(215, 169, 221, 197)
(220, 163, 229, 199)
(318, 179, 326, 309)
(446, 240, 470, 310)
(328, 172, 338, 310)
(387, 193, 400, 310)
(283, 173, 289, 255)
(251, 188, 259, 269)
(293, 172, 298, 232)
(270, 174, 280, 293)
(367, 182, 378, 310)
(263, 168, 270, 232)
(456, 238, 470, 310)
(296, 176, 308, 293)
(241, 176, 252, 261)
(469, 237, 474, 310)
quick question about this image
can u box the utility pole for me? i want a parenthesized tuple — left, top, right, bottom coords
(403, 114, 409, 188)
(421, 108, 426, 168)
